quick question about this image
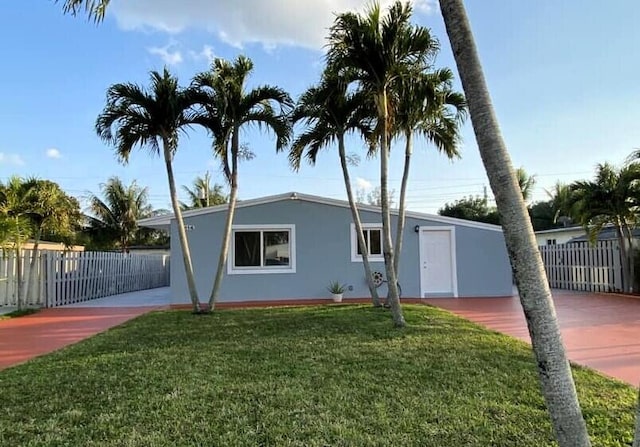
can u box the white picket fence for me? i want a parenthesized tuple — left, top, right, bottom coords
(0, 250, 170, 308)
(538, 240, 623, 293)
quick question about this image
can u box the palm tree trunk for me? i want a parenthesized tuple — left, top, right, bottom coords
(16, 243, 23, 311)
(163, 139, 201, 313)
(616, 222, 632, 293)
(393, 131, 413, 275)
(379, 90, 405, 327)
(439, 1, 591, 446)
(209, 135, 239, 310)
(24, 227, 42, 304)
(622, 222, 635, 293)
(338, 135, 381, 306)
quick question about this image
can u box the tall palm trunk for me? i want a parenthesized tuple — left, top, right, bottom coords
(615, 222, 632, 293)
(209, 133, 240, 310)
(338, 135, 381, 306)
(163, 138, 201, 313)
(393, 130, 413, 275)
(15, 221, 23, 310)
(622, 222, 635, 293)
(24, 227, 42, 304)
(439, 1, 591, 446)
(378, 90, 405, 327)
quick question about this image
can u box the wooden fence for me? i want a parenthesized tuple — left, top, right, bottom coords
(0, 250, 170, 308)
(538, 240, 623, 293)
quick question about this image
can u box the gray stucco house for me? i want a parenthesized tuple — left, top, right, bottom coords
(139, 192, 512, 304)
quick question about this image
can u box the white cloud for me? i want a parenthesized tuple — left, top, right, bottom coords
(45, 148, 62, 159)
(148, 43, 183, 65)
(355, 177, 373, 191)
(189, 45, 216, 63)
(0, 153, 25, 166)
(111, 0, 435, 50)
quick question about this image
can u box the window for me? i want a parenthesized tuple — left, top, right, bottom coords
(351, 223, 384, 262)
(228, 225, 295, 274)
(546, 239, 557, 245)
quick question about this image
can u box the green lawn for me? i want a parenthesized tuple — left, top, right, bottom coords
(0, 308, 38, 320)
(0, 305, 635, 446)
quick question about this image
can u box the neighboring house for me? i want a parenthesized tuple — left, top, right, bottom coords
(535, 226, 586, 246)
(138, 192, 513, 305)
(568, 227, 640, 244)
(21, 240, 85, 252)
(125, 245, 170, 256)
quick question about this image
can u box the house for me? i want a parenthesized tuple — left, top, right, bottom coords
(535, 225, 640, 246)
(22, 240, 85, 252)
(567, 227, 640, 244)
(138, 192, 513, 305)
(535, 226, 587, 246)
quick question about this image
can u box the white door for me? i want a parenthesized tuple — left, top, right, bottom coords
(419, 228, 457, 297)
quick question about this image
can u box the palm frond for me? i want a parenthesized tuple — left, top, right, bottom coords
(58, 0, 109, 22)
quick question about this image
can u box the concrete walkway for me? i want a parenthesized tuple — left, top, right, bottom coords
(425, 290, 640, 386)
(61, 287, 171, 308)
(0, 287, 169, 370)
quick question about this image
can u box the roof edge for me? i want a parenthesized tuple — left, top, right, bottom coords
(138, 191, 504, 232)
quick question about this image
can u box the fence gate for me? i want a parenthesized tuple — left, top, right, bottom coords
(538, 240, 623, 293)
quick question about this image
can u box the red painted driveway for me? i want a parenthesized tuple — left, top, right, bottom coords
(425, 290, 640, 386)
(0, 307, 159, 370)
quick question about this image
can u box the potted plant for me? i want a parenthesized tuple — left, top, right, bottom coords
(327, 281, 347, 303)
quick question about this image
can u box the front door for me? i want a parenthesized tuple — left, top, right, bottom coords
(419, 227, 457, 297)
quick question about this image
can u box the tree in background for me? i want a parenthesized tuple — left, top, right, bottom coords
(356, 186, 396, 208)
(0, 177, 35, 309)
(546, 181, 575, 226)
(96, 68, 203, 313)
(438, 195, 499, 225)
(192, 55, 292, 311)
(516, 167, 537, 203)
(180, 171, 227, 210)
(570, 162, 640, 293)
(86, 177, 152, 252)
(23, 179, 81, 302)
(438, 0, 591, 444)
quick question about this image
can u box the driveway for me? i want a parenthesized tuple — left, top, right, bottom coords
(0, 287, 170, 370)
(425, 290, 640, 386)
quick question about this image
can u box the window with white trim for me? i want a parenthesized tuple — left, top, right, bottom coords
(228, 225, 296, 274)
(351, 223, 384, 262)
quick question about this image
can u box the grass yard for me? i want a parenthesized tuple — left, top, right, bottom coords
(0, 305, 636, 446)
(0, 308, 38, 320)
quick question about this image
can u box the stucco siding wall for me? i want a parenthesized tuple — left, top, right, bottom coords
(170, 199, 512, 303)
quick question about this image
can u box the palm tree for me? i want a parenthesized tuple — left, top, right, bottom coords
(516, 167, 537, 202)
(96, 68, 203, 313)
(290, 71, 382, 306)
(23, 179, 81, 302)
(87, 177, 152, 252)
(192, 56, 292, 310)
(0, 177, 35, 310)
(438, 1, 591, 445)
(180, 171, 228, 209)
(58, 0, 109, 21)
(545, 181, 574, 226)
(327, 0, 438, 327)
(392, 69, 466, 275)
(570, 163, 640, 293)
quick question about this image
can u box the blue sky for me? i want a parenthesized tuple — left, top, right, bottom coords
(1, 1, 639, 213)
